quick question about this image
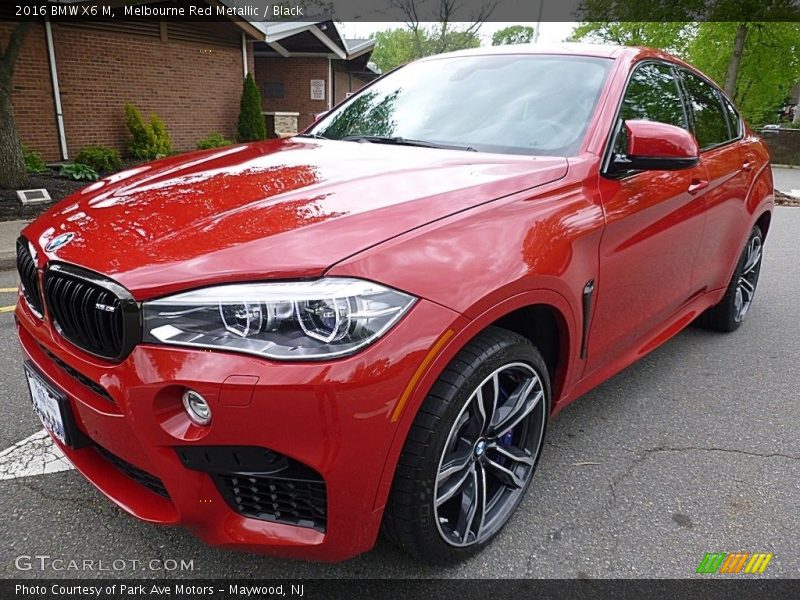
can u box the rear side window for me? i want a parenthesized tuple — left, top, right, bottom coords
(613, 62, 688, 155)
(680, 70, 731, 150)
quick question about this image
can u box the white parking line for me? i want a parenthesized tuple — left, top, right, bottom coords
(0, 429, 74, 480)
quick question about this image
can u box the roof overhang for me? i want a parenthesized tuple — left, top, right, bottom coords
(207, 0, 264, 39)
(250, 20, 374, 61)
(343, 38, 376, 60)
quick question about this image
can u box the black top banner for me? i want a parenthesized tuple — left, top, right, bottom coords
(3, 0, 800, 22)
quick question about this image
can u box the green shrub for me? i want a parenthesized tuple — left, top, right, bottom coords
(124, 103, 172, 160)
(149, 114, 172, 156)
(74, 145, 122, 173)
(60, 162, 99, 181)
(237, 73, 266, 142)
(22, 145, 48, 174)
(124, 103, 148, 156)
(196, 133, 233, 150)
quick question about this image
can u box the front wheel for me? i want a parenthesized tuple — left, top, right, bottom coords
(697, 225, 764, 332)
(382, 327, 550, 564)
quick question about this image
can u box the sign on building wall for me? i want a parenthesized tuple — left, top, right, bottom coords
(310, 79, 326, 101)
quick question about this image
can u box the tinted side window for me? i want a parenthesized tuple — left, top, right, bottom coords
(620, 63, 688, 127)
(614, 63, 688, 155)
(681, 71, 731, 149)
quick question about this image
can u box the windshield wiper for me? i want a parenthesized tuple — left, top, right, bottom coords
(340, 135, 476, 152)
(297, 132, 329, 139)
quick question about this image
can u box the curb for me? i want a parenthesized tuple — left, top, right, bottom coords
(0, 254, 16, 272)
(772, 164, 800, 170)
(0, 219, 28, 272)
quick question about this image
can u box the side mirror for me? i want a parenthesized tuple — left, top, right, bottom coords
(612, 120, 700, 172)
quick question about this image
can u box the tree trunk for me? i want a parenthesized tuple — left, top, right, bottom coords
(0, 76, 26, 189)
(724, 24, 748, 99)
(0, 21, 33, 189)
(794, 101, 800, 125)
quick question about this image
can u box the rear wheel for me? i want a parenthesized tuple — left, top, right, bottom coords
(382, 327, 550, 564)
(697, 226, 764, 332)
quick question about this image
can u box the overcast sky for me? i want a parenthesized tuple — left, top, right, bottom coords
(338, 22, 578, 45)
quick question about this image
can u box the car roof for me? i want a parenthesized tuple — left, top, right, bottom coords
(418, 42, 683, 64)
(419, 42, 631, 61)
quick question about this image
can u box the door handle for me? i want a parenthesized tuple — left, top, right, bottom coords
(742, 153, 757, 172)
(688, 179, 708, 195)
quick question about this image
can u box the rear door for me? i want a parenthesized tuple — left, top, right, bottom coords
(588, 61, 708, 375)
(678, 69, 757, 291)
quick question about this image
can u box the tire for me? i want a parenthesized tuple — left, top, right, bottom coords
(696, 226, 764, 332)
(382, 326, 550, 564)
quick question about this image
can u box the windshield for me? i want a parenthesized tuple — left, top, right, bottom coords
(309, 54, 613, 157)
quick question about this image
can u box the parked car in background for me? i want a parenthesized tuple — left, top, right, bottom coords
(15, 44, 772, 564)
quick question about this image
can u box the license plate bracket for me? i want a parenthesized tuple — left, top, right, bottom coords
(24, 362, 88, 449)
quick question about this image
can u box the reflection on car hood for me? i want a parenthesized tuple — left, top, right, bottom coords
(24, 138, 568, 299)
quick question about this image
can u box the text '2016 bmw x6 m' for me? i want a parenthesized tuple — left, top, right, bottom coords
(16, 44, 772, 564)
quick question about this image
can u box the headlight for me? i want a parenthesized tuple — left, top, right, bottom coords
(142, 278, 416, 360)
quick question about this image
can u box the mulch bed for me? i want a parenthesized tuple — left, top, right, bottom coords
(0, 173, 88, 222)
(775, 189, 800, 207)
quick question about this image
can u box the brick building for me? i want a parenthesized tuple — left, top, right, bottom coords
(252, 22, 378, 133)
(3, 8, 376, 162)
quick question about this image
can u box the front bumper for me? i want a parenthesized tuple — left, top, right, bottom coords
(16, 296, 461, 561)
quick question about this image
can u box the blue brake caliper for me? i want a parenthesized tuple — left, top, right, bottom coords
(498, 431, 513, 447)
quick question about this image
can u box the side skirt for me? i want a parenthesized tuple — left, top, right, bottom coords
(552, 287, 725, 416)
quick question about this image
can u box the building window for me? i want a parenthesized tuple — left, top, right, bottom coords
(265, 82, 285, 99)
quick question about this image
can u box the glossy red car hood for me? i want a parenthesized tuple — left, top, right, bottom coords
(24, 138, 567, 299)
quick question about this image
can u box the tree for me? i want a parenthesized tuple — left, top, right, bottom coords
(371, 25, 482, 72)
(237, 73, 266, 142)
(690, 22, 800, 124)
(570, 11, 800, 125)
(568, 22, 689, 55)
(390, 0, 493, 57)
(492, 25, 536, 46)
(371, 29, 421, 73)
(0, 22, 32, 188)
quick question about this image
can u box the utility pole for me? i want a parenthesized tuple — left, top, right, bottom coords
(533, 0, 545, 43)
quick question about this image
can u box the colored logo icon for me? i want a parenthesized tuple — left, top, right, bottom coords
(697, 552, 773, 574)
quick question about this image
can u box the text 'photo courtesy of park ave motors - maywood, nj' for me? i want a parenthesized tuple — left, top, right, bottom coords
(14, 583, 306, 597)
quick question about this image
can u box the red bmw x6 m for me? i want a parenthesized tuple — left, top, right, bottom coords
(16, 44, 772, 564)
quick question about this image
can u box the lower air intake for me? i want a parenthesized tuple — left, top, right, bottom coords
(176, 446, 327, 532)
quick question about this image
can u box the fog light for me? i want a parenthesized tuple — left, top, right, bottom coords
(182, 390, 212, 426)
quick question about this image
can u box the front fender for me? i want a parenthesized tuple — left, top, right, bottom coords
(368, 287, 581, 514)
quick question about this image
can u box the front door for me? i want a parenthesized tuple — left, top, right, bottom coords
(587, 61, 708, 375)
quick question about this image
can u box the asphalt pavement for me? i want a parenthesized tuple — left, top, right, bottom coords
(0, 208, 798, 579)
